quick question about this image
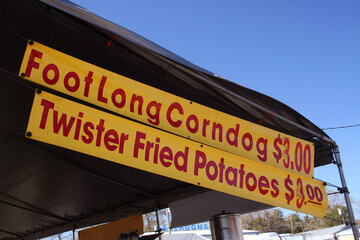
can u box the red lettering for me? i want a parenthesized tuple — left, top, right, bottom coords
(186, 114, 199, 134)
(43, 64, 59, 85)
(111, 88, 126, 109)
(174, 147, 188, 172)
(226, 124, 239, 147)
(238, 164, 245, 188)
(202, 119, 210, 137)
(64, 71, 80, 92)
(167, 102, 183, 128)
(39, 99, 55, 129)
(97, 76, 108, 103)
(295, 142, 303, 172)
(82, 122, 94, 144)
(160, 146, 173, 167)
(306, 184, 315, 200)
(206, 160, 218, 181)
(245, 172, 257, 192)
(303, 144, 312, 175)
(95, 119, 105, 147)
(74, 112, 84, 140)
(212, 122, 223, 142)
(296, 178, 305, 209)
(145, 141, 154, 162)
(242, 133, 253, 151)
(258, 176, 270, 195)
(146, 101, 161, 126)
(283, 138, 290, 168)
(225, 166, 237, 187)
(256, 137, 268, 162)
(271, 179, 279, 198)
(273, 134, 282, 163)
(83, 71, 94, 97)
(130, 94, 143, 115)
(53, 111, 75, 137)
(133, 131, 146, 158)
(25, 49, 43, 77)
(153, 138, 160, 164)
(218, 158, 225, 183)
(104, 129, 119, 151)
(315, 187, 323, 202)
(118, 133, 129, 154)
(194, 150, 207, 176)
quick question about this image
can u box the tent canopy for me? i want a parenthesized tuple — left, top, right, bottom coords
(0, 0, 334, 239)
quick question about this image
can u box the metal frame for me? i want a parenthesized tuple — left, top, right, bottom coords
(333, 146, 359, 238)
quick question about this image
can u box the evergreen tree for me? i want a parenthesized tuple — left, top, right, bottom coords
(324, 203, 349, 227)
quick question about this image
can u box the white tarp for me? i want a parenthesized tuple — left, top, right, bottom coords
(156, 233, 208, 240)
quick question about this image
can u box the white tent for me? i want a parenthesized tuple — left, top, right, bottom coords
(157, 233, 208, 240)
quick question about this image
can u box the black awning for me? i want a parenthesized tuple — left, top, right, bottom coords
(0, 0, 334, 239)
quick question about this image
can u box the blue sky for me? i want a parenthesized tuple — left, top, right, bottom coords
(71, 0, 360, 216)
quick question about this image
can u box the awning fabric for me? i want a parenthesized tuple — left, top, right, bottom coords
(0, 0, 334, 239)
(170, 191, 270, 228)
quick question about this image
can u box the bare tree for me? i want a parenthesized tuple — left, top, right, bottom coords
(143, 209, 167, 232)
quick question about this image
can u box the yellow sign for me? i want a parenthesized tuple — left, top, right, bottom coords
(26, 91, 327, 217)
(20, 41, 314, 177)
(78, 214, 144, 240)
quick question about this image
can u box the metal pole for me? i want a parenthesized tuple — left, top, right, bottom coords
(72, 224, 76, 240)
(165, 208, 171, 234)
(155, 210, 162, 240)
(210, 213, 243, 240)
(239, 215, 244, 240)
(333, 145, 359, 238)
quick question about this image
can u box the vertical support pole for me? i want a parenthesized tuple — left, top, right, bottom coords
(165, 208, 171, 234)
(210, 213, 243, 240)
(155, 209, 162, 240)
(238, 215, 244, 240)
(333, 145, 359, 238)
(73, 225, 76, 240)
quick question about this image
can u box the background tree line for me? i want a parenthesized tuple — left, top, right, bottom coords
(141, 193, 359, 235)
(241, 193, 359, 234)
